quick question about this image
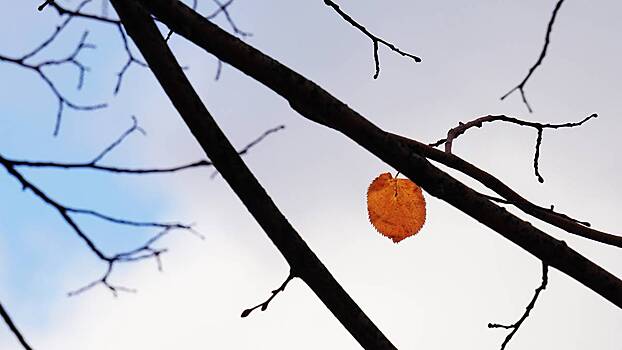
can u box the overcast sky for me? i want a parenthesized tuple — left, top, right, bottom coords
(1, 0, 621, 349)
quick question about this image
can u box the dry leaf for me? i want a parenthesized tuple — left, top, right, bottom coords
(367, 172, 426, 243)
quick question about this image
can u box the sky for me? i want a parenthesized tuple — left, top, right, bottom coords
(0, 0, 621, 349)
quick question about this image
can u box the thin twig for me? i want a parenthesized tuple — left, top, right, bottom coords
(211, 125, 285, 178)
(241, 272, 295, 317)
(323, 0, 421, 79)
(6, 123, 284, 175)
(114, 26, 148, 94)
(1, 0, 107, 135)
(489, 262, 549, 350)
(430, 113, 597, 183)
(210, 0, 250, 36)
(500, 0, 566, 112)
(91, 116, 145, 163)
(37, 0, 55, 11)
(42, 0, 149, 94)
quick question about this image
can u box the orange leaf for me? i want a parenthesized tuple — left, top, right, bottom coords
(367, 172, 426, 243)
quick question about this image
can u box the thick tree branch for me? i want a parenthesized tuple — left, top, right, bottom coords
(500, 0, 565, 112)
(109, 1, 397, 348)
(0, 302, 33, 350)
(139, 0, 622, 307)
(397, 135, 622, 248)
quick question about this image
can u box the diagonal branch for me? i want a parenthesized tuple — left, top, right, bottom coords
(109, 1, 398, 347)
(139, 0, 622, 308)
(489, 262, 549, 350)
(399, 133, 622, 247)
(241, 272, 295, 317)
(0, 153, 195, 296)
(210, 0, 250, 37)
(322, 0, 421, 79)
(0, 302, 33, 350)
(500, 0, 566, 112)
(91, 116, 146, 163)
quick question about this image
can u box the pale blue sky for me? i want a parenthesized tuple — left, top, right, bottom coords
(1, 0, 621, 349)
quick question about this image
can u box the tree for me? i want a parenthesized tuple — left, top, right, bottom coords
(1, 0, 620, 349)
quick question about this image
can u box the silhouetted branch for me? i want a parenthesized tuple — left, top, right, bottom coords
(141, 0, 622, 308)
(1, 0, 107, 135)
(489, 262, 549, 350)
(6, 122, 284, 175)
(45, 0, 242, 88)
(0, 155, 195, 294)
(210, 0, 250, 37)
(0, 302, 33, 350)
(92, 116, 145, 163)
(110, 1, 398, 347)
(163, 0, 249, 47)
(323, 0, 421, 79)
(430, 113, 598, 183)
(211, 124, 285, 178)
(48, 0, 120, 24)
(398, 133, 622, 247)
(37, 0, 55, 11)
(41, 0, 150, 94)
(500, 0, 565, 112)
(0, 114, 209, 295)
(67, 227, 177, 297)
(241, 272, 295, 317)
(0, 111, 284, 296)
(115, 25, 149, 94)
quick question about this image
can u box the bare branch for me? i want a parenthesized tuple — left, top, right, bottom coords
(114, 26, 149, 94)
(67, 207, 192, 230)
(0, 114, 286, 297)
(10, 159, 211, 174)
(0, 302, 33, 350)
(241, 272, 295, 317)
(398, 133, 622, 247)
(67, 228, 175, 297)
(500, 0, 565, 112)
(47, 1, 120, 24)
(110, 1, 398, 347)
(41, 0, 150, 94)
(164, 0, 249, 49)
(6, 122, 284, 175)
(91, 116, 146, 163)
(214, 59, 223, 80)
(430, 113, 598, 183)
(210, 124, 285, 178)
(0, 153, 195, 296)
(142, 0, 622, 307)
(323, 0, 421, 79)
(0, 2, 107, 135)
(209, 0, 250, 37)
(37, 0, 55, 11)
(489, 262, 549, 350)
